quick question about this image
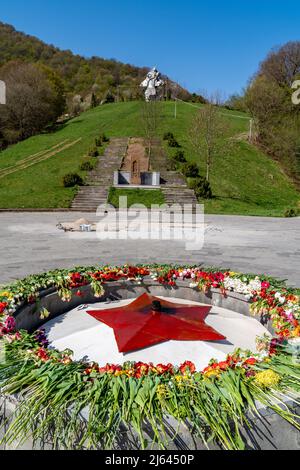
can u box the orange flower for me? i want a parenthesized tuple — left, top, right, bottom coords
(179, 361, 196, 374)
(244, 357, 257, 366)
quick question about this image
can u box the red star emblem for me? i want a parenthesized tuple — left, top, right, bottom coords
(87, 293, 226, 353)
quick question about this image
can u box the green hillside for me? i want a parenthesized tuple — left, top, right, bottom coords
(0, 101, 299, 216)
(0, 22, 194, 103)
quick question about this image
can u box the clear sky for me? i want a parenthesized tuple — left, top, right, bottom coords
(1, 0, 299, 97)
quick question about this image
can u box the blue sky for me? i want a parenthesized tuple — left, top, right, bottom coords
(1, 0, 299, 97)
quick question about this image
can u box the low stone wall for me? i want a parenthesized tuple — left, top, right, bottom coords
(1, 280, 298, 450)
(14, 279, 275, 335)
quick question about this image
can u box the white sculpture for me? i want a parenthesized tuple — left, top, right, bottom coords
(140, 67, 164, 102)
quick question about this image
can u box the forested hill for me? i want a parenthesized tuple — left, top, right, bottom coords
(0, 22, 194, 102)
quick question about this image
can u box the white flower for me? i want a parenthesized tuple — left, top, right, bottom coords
(189, 282, 198, 288)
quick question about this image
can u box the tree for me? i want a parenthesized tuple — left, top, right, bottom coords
(245, 42, 300, 179)
(259, 41, 300, 87)
(225, 93, 247, 112)
(0, 61, 63, 142)
(189, 103, 230, 182)
(90, 92, 98, 108)
(140, 101, 161, 158)
(39, 65, 66, 116)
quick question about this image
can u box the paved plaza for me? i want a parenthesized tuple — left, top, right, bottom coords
(0, 212, 299, 286)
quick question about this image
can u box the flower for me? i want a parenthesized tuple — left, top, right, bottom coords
(203, 366, 221, 379)
(36, 348, 50, 362)
(134, 362, 150, 378)
(155, 363, 174, 375)
(34, 329, 49, 347)
(98, 364, 122, 375)
(291, 325, 300, 338)
(174, 375, 192, 388)
(0, 302, 8, 314)
(179, 361, 196, 375)
(156, 384, 169, 399)
(254, 369, 281, 388)
(243, 357, 257, 366)
(0, 316, 16, 336)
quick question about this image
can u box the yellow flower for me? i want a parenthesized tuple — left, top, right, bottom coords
(203, 366, 221, 379)
(204, 368, 221, 379)
(175, 375, 189, 382)
(173, 375, 192, 388)
(291, 326, 300, 338)
(125, 369, 135, 377)
(254, 370, 281, 388)
(114, 370, 127, 377)
(156, 384, 168, 399)
(0, 291, 13, 299)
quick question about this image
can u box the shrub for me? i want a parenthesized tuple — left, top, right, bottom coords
(88, 147, 99, 157)
(181, 162, 199, 178)
(193, 177, 213, 200)
(163, 132, 174, 141)
(168, 136, 180, 148)
(79, 161, 94, 171)
(173, 150, 187, 163)
(284, 208, 298, 218)
(95, 137, 102, 147)
(167, 158, 178, 171)
(101, 133, 110, 143)
(63, 173, 84, 188)
(187, 177, 200, 190)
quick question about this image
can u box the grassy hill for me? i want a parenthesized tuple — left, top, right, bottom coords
(0, 101, 299, 216)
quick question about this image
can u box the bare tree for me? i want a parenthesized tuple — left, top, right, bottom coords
(189, 103, 230, 182)
(140, 101, 161, 158)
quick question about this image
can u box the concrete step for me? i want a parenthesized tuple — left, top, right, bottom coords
(71, 137, 128, 211)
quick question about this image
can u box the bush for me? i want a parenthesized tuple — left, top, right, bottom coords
(163, 132, 174, 141)
(95, 137, 102, 147)
(88, 147, 99, 157)
(181, 162, 199, 178)
(284, 208, 298, 218)
(166, 158, 178, 171)
(163, 132, 180, 148)
(168, 136, 180, 148)
(79, 161, 94, 171)
(193, 177, 213, 200)
(63, 173, 84, 188)
(173, 150, 186, 163)
(101, 133, 110, 143)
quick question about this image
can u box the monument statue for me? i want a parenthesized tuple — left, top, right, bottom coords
(140, 67, 164, 102)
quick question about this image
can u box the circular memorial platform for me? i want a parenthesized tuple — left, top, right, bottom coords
(44, 297, 270, 370)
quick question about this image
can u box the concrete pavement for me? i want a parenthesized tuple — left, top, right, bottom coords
(0, 212, 299, 286)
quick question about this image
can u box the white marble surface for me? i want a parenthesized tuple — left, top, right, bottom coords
(44, 297, 270, 370)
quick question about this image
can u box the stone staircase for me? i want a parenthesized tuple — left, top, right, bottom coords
(160, 171, 198, 207)
(71, 138, 128, 212)
(71, 136, 197, 211)
(149, 140, 198, 207)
